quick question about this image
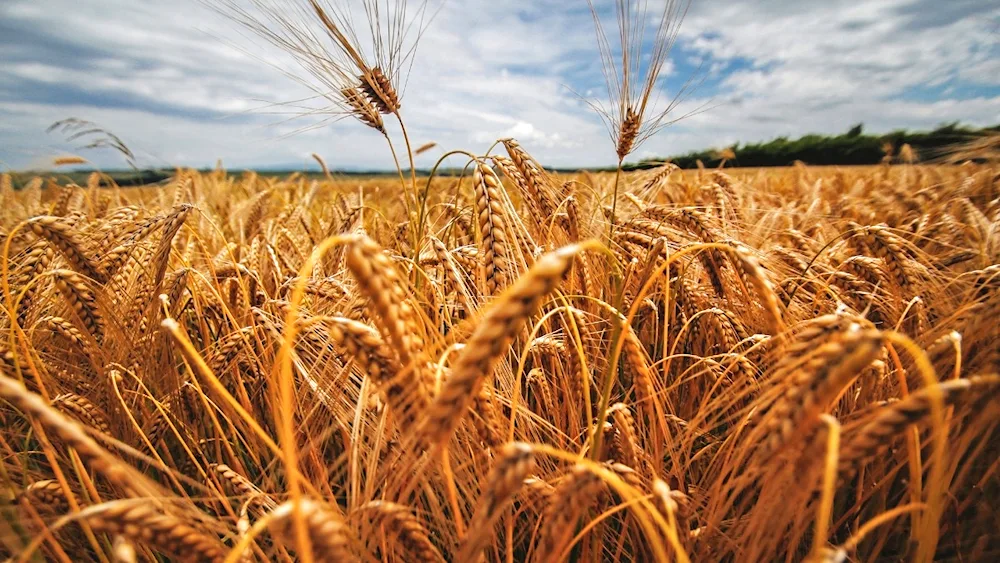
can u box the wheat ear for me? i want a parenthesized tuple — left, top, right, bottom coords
(76, 500, 227, 562)
(51, 393, 112, 435)
(41, 315, 87, 349)
(839, 375, 1000, 474)
(344, 235, 430, 411)
(322, 315, 429, 426)
(419, 244, 581, 447)
(341, 86, 385, 132)
(757, 326, 884, 461)
(13, 240, 54, 321)
(265, 498, 354, 561)
(360, 66, 401, 113)
(726, 243, 785, 334)
(458, 442, 535, 562)
(17, 479, 77, 514)
(617, 107, 640, 160)
(27, 216, 104, 282)
(474, 159, 511, 296)
(502, 139, 556, 217)
(537, 463, 605, 561)
(352, 500, 443, 562)
(51, 269, 105, 343)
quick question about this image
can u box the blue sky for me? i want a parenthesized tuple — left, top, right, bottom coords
(1, 0, 998, 171)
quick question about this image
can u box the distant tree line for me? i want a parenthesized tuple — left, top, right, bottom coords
(14, 123, 997, 186)
(628, 122, 1000, 170)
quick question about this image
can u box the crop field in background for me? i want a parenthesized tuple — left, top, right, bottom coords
(0, 158, 997, 562)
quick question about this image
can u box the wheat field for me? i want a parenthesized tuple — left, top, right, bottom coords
(0, 158, 997, 562)
(1, 0, 999, 560)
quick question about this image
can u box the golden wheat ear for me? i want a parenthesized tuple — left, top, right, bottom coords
(418, 244, 584, 448)
(587, 0, 696, 162)
(755, 326, 884, 463)
(27, 216, 104, 282)
(343, 235, 432, 426)
(73, 501, 227, 562)
(839, 375, 1000, 475)
(536, 463, 606, 561)
(351, 500, 443, 562)
(16, 479, 77, 514)
(359, 66, 401, 114)
(51, 269, 105, 344)
(341, 85, 385, 132)
(214, 0, 431, 140)
(473, 159, 511, 296)
(261, 498, 356, 560)
(458, 442, 535, 562)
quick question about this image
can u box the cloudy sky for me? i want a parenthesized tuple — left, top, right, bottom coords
(1, 0, 998, 171)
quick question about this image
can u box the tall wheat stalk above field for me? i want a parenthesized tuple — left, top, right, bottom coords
(583, 0, 699, 462)
(587, 0, 697, 235)
(214, 0, 435, 228)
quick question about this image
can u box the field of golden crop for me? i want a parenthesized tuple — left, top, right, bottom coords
(0, 156, 997, 561)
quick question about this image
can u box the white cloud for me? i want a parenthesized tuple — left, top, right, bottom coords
(0, 0, 997, 171)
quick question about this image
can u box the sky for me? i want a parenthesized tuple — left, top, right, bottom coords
(1, 0, 998, 171)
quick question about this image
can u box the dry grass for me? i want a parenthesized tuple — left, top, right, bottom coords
(0, 157, 997, 562)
